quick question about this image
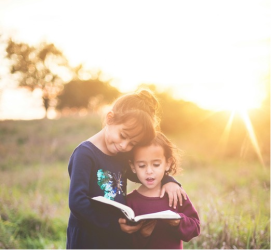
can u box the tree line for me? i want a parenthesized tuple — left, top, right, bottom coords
(2, 38, 121, 118)
(0, 35, 269, 164)
(0, 36, 212, 132)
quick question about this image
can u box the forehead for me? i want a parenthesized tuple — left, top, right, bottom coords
(133, 144, 165, 160)
(121, 119, 144, 140)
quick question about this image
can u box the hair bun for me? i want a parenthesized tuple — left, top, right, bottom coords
(136, 89, 159, 117)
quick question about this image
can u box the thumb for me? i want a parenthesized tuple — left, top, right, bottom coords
(119, 218, 127, 224)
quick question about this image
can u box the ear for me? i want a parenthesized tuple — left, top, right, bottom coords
(129, 160, 137, 174)
(165, 157, 172, 172)
(106, 111, 114, 125)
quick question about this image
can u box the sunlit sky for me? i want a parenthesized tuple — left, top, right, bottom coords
(0, 0, 270, 119)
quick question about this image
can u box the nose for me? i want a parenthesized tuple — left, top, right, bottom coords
(146, 166, 153, 174)
(119, 140, 129, 151)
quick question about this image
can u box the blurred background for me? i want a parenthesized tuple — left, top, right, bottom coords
(0, 0, 270, 248)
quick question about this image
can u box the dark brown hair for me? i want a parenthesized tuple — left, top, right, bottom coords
(110, 89, 160, 145)
(131, 131, 182, 175)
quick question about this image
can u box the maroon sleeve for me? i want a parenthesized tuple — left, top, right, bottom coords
(165, 195, 200, 242)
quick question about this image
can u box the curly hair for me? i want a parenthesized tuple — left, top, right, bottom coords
(151, 132, 182, 175)
(130, 131, 182, 175)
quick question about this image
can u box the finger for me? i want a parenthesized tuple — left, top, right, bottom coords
(133, 221, 144, 231)
(177, 188, 183, 206)
(160, 186, 165, 198)
(173, 192, 178, 209)
(125, 221, 144, 233)
(118, 218, 127, 224)
(167, 192, 173, 207)
(143, 220, 156, 227)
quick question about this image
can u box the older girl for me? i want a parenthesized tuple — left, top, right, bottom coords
(66, 90, 186, 249)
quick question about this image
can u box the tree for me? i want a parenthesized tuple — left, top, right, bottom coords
(56, 77, 120, 112)
(5, 39, 69, 118)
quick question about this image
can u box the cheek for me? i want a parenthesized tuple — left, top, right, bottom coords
(137, 170, 145, 178)
(110, 134, 119, 142)
(157, 168, 167, 176)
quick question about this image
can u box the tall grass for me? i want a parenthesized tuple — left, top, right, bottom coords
(0, 116, 270, 248)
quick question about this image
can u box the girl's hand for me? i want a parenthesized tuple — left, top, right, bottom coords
(164, 219, 180, 227)
(160, 183, 187, 209)
(118, 218, 144, 234)
(140, 220, 157, 237)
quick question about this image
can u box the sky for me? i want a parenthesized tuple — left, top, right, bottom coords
(0, 0, 270, 119)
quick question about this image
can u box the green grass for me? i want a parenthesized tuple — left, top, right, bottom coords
(0, 163, 69, 248)
(0, 116, 270, 248)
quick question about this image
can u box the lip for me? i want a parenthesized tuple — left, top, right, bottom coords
(146, 178, 155, 184)
(114, 144, 120, 153)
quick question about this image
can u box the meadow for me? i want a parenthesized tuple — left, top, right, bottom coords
(0, 115, 270, 249)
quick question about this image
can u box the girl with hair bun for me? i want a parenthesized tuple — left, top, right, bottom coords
(66, 89, 186, 249)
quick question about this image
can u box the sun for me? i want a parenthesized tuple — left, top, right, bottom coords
(175, 82, 266, 113)
(189, 71, 267, 112)
(216, 83, 265, 112)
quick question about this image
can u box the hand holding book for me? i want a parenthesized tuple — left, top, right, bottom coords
(140, 220, 157, 237)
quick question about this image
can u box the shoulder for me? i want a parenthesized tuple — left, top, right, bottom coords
(127, 190, 137, 198)
(68, 141, 98, 169)
(126, 190, 138, 203)
(71, 141, 101, 160)
(177, 194, 196, 211)
(75, 140, 95, 153)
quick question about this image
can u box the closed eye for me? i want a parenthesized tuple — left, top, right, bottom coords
(153, 164, 160, 167)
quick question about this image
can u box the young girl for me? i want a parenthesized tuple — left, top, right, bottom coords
(66, 89, 187, 249)
(127, 131, 200, 249)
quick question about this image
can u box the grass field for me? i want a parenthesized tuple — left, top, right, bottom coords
(0, 115, 270, 249)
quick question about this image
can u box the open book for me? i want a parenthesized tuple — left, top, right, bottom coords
(90, 196, 181, 223)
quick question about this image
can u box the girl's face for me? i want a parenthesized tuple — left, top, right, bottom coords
(104, 116, 143, 155)
(130, 144, 171, 191)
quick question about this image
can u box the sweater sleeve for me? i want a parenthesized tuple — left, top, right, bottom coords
(166, 195, 200, 242)
(68, 145, 120, 231)
(126, 166, 181, 187)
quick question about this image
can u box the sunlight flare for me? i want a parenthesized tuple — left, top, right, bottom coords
(219, 111, 235, 150)
(240, 110, 265, 168)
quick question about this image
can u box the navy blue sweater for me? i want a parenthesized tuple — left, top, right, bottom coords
(66, 141, 180, 249)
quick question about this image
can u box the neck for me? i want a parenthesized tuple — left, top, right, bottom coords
(137, 184, 162, 197)
(88, 128, 110, 155)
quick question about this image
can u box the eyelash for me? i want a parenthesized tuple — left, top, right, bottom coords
(138, 164, 160, 168)
(120, 133, 136, 146)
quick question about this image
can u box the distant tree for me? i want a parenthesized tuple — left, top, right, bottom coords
(0, 33, 9, 110)
(56, 75, 120, 111)
(5, 39, 69, 118)
(137, 83, 209, 133)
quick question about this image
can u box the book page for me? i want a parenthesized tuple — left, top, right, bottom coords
(134, 210, 181, 222)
